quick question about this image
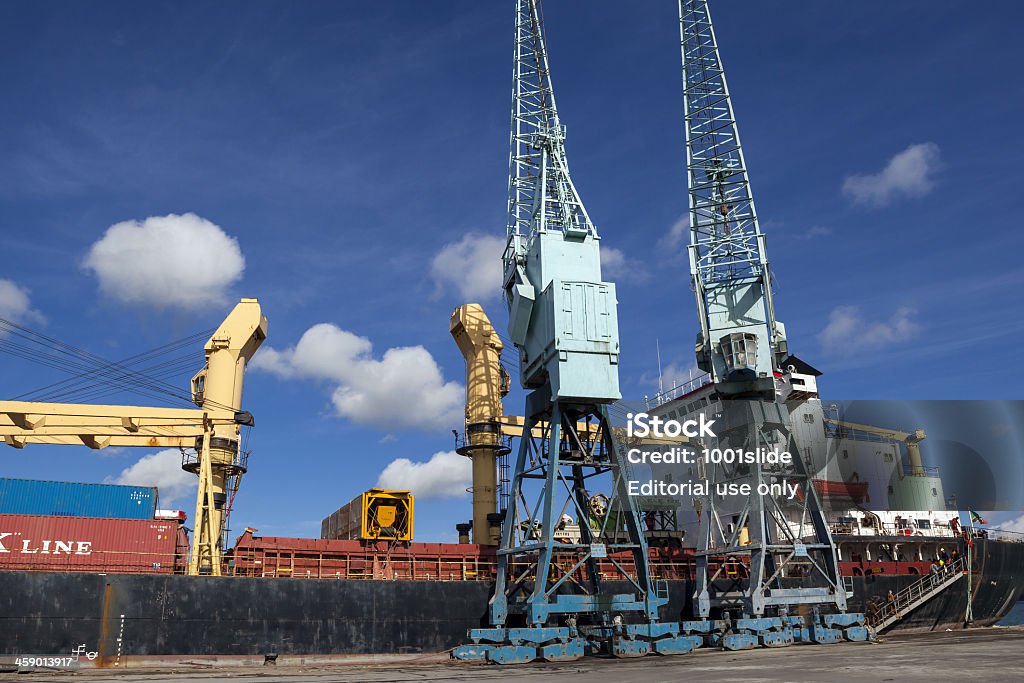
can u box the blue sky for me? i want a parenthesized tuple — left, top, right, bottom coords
(2, 1, 1023, 541)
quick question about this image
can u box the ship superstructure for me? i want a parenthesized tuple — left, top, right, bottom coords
(644, 373, 963, 556)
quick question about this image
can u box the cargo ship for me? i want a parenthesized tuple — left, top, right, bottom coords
(1, 453, 1022, 662)
(0, 322, 1021, 661)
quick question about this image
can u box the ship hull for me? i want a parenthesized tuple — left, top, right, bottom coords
(1, 537, 1021, 658)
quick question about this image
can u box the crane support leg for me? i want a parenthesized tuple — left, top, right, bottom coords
(695, 400, 846, 616)
(454, 394, 696, 663)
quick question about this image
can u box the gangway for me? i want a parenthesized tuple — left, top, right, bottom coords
(868, 558, 967, 632)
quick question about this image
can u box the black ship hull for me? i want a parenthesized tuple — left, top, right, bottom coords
(1, 537, 1021, 658)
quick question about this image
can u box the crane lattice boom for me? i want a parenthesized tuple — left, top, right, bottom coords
(681, 0, 785, 396)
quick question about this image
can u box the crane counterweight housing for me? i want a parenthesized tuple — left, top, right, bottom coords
(509, 230, 620, 403)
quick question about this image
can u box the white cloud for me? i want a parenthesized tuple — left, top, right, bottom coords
(661, 362, 703, 391)
(641, 360, 703, 395)
(252, 323, 464, 431)
(82, 213, 244, 310)
(842, 143, 941, 207)
(801, 225, 833, 240)
(430, 233, 505, 302)
(106, 449, 196, 507)
(638, 360, 704, 397)
(599, 245, 648, 283)
(376, 450, 470, 500)
(657, 214, 690, 255)
(818, 305, 921, 354)
(600, 246, 627, 277)
(0, 278, 43, 325)
(998, 513, 1024, 534)
(251, 323, 370, 383)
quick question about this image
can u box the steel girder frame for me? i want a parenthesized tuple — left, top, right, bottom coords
(693, 400, 848, 618)
(488, 395, 663, 628)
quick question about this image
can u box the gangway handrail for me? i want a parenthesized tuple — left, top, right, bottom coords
(867, 557, 966, 631)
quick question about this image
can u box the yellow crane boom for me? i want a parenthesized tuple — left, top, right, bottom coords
(0, 298, 267, 575)
(450, 304, 507, 545)
(825, 418, 926, 474)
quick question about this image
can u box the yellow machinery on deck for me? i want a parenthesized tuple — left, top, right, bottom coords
(321, 488, 414, 542)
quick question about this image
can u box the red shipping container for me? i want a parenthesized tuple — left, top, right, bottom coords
(0, 514, 186, 574)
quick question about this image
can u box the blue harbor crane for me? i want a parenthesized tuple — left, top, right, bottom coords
(454, 0, 869, 663)
(453, 0, 698, 664)
(679, 0, 868, 643)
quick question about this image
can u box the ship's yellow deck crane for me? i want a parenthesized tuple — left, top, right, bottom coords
(826, 419, 926, 474)
(450, 304, 509, 546)
(0, 298, 266, 575)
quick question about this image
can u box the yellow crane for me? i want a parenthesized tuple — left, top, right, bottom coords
(0, 298, 267, 575)
(450, 304, 508, 545)
(825, 418, 927, 475)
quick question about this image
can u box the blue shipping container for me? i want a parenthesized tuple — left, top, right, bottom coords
(0, 478, 158, 520)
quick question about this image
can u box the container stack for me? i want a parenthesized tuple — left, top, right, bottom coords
(0, 478, 158, 519)
(0, 478, 188, 574)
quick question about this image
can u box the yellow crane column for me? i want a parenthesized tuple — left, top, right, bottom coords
(450, 304, 509, 545)
(905, 430, 926, 473)
(828, 419, 927, 475)
(187, 298, 267, 575)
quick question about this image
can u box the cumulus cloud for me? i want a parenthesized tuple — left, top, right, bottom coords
(0, 278, 44, 325)
(999, 513, 1024, 534)
(657, 214, 690, 255)
(430, 233, 505, 302)
(106, 449, 196, 506)
(376, 450, 470, 499)
(818, 305, 921, 354)
(600, 246, 627, 277)
(82, 213, 244, 310)
(599, 245, 648, 283)
(252, 323, 464, 431)
(842, 143, 941, 207)
(251, 323, 370, 382)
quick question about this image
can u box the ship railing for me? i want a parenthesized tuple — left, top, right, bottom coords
(232, 550, 700, 582)
(235, 554, 503, 581)
(875, 522, 958, 538)
(903, 465, 940, 478)
(644, 373, 712, 409)
(986, 527, 1024, 543)
(249, 566, 502, 581)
